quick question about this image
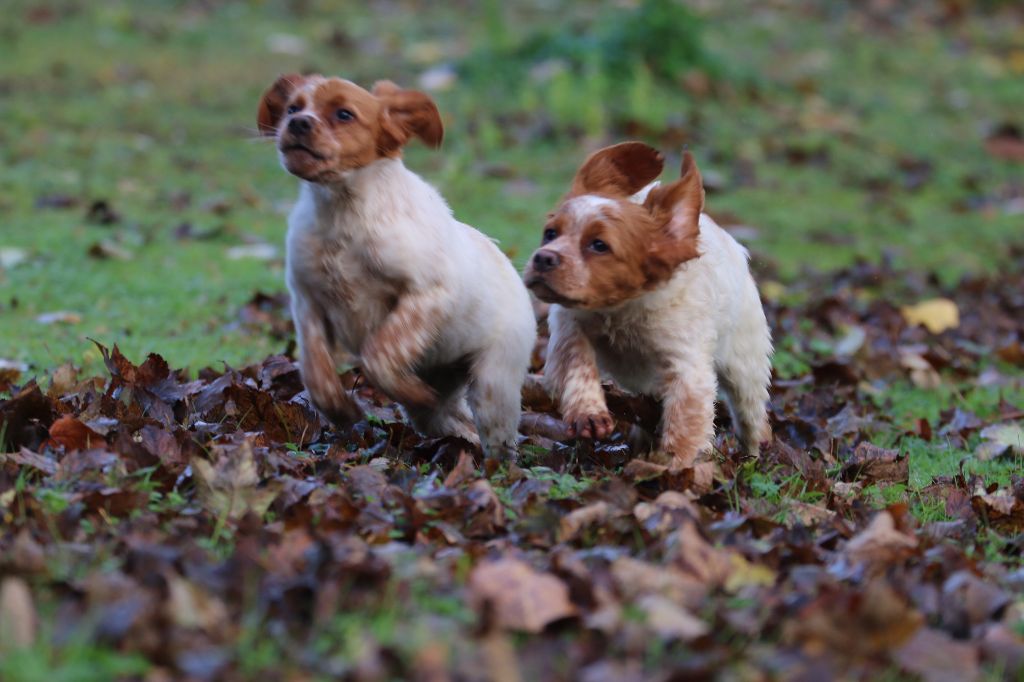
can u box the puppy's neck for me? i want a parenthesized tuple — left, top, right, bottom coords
(303, 157, 406, 211)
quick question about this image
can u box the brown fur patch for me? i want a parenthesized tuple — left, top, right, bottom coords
(569, 142, 665, 198)
(525, 147, 706, 309)
(545, 318, 612, 438)
(257, 73, 307, 136)
(373, 80, 444, 154)
(642, 151, 704, 287)
(658, 381, 715, 467)
(360, 290, 439, 408)
(297, 315, 360, 426)
(258, 75, 443, 181)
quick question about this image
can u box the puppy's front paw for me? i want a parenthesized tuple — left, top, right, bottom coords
(564, 410, 614, 440)
(308, 380, 362, 428)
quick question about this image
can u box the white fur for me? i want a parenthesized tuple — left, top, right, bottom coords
(286, 157, 536, 459)
(548, 213, 773, 459)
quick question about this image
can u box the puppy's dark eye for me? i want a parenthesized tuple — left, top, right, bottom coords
(589, 239, 610, 254)
(335, 108, 355, 122)
(286, 104, 300, 114)
(542, 228, 557, 244)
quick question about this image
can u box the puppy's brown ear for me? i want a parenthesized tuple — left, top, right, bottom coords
(257, 73, 307, 136)
(569, 142, 665, 197)
(374, 81, 444, 153)
(642, 151, 704, 285)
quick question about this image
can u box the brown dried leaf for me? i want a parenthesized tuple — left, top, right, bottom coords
(0, 577, 37, 651)
(45, 414, 108, 452)
(895, 627, 980, 682)
(841, 442, 908, 484)
(192, 440, 281, 521)
(558, 501, 612, 542)
(469, 558, 576, 632)
(634, 594, 709, 642)
(842, 510, 918, 566)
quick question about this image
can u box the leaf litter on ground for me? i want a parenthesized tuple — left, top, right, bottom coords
(0, 248, 1023, 679)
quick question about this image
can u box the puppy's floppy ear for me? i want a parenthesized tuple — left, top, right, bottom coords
(374, 81, 444, 153)
(257, 73, 308, 136)
(569, 142, 665, 197)
(642, 151, 704, 285)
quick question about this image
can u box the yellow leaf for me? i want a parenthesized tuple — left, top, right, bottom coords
(759, 280, 786, 302)
(900, 298, 959, 334)
(724, 554, 776, 592)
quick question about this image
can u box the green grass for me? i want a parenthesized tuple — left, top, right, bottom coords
(2, 1, 1022, 373)
(0, 617, 150, 682)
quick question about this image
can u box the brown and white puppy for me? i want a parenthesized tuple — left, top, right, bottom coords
(258, 74, 536, 459)
(524, 142, 772, 466)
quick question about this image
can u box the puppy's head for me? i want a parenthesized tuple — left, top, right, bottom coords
(524, 142, 704, 310)
(257, 74, 443, 183)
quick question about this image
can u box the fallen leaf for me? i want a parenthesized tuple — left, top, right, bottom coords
(671, 519, 733, 586)
(192, 440, 282, 521)
(842, 511, 918, 566)
(0, 577, 37, 651)
(900, 298, 959, 334)
(841, 442, 908, 484)
(35, 310, 82, 325)
(724, 554, 776, 592)
(635, 594, 708, 641)
(900, 348, 942, 388)
(559, 501, 612, 542)
(226, 243, 277, 261)
(971, 488, 1024, 532)
(443, 449, 478, 488)
(167, 576, 230, 633)
(87, 240, 133, 260)
(0, 247, 28, 268)
(45, 414, 108, 452)
(975, 422, 1024, 460)
(895, 627, 980, 682)
(985, 122, 1024, 161)
(468, 558, 576, 632)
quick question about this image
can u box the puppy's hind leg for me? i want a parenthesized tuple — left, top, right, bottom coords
(403, 387, 480, 447)
(717, 322, 772, 458)
(467, 344, 531, 462)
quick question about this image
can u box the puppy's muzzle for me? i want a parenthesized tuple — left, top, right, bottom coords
(531, 249, 561, 273)
(287, 115, 313, 136)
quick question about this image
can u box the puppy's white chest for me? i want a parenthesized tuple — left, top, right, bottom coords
(582, 314, 660, 394)
(288, 230, 398, 353)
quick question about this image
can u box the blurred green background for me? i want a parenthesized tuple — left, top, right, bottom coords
(1, 0, 1021, 374)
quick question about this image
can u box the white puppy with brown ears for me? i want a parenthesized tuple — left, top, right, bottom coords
(523, 142, 772, 467)
(258, 74, 536, 460)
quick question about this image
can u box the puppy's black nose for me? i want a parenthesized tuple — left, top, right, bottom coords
(532, 250, 561, 273)
(288, 115, 312, 135)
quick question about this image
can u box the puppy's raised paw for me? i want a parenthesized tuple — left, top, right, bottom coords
(309, 383, 362, 429)
(564, 410, 614, 440)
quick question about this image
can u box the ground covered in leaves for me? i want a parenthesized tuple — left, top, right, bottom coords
(2, 250, 1023, 680)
